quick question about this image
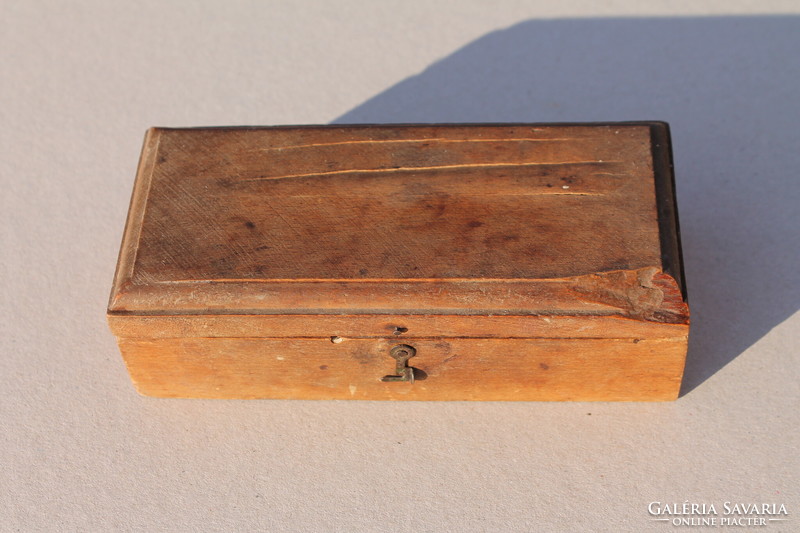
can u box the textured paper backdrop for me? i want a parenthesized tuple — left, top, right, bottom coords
(1, 1, 798, 531)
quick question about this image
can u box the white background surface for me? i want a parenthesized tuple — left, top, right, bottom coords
(2, 1, 798, 531)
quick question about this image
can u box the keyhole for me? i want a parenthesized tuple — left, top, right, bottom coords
(392, 348, 411, 361)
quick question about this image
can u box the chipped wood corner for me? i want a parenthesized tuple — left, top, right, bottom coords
(571, 267, 689, 324)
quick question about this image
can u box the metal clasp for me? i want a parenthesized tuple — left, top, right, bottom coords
(381, 344, 416, 383)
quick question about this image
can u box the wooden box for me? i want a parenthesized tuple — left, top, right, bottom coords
(108, 123, 689, 401)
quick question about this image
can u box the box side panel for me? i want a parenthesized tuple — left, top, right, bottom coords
(116, 336, 688, 401)
(650, 122, 687, 300)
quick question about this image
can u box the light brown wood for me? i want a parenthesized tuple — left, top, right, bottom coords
(108, 123, 689, 400)
(118, 337, 687, 401)
(108, 313, 688, 340)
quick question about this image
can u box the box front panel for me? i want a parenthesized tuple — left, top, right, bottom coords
(118, 336, 687, 401)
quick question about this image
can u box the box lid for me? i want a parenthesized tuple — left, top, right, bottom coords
(108, 123, 687, 323)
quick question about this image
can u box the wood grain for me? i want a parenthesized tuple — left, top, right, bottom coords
(109, 124, 678, 317)
(108, 313, 688, 340)
(118, 336, 687, 401)
(108, 123, 689, 400)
